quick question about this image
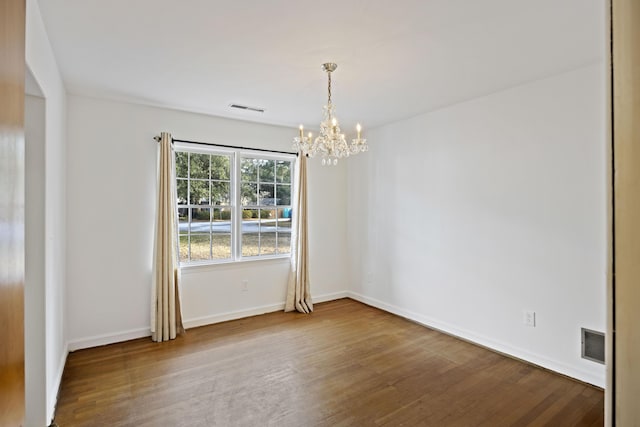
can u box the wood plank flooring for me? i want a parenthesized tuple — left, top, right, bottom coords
(54, 299, 603, 426)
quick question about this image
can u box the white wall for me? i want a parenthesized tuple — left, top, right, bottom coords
(66, 95, 348, 349)
(25, 0, 68, 424)
(347, 64, 607, 387)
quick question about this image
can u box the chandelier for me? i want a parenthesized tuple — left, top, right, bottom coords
(293, 63, 368, 165)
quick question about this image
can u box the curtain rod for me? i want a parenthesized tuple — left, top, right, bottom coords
(153, 136, 298, 156)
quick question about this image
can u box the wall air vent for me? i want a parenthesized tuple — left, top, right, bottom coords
(581, 328, 605, 364)
(229, 104, 265, 113)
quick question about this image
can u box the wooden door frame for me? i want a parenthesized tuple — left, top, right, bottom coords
(0, 0, 26, 425)
(611, 0, 640, 425)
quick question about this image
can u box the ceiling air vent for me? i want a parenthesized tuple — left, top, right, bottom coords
(229, 104, 265, 113)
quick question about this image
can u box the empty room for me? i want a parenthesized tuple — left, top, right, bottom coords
(3, 0, 640, 426)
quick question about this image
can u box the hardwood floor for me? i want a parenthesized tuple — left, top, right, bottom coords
(54, 299, 603, 426)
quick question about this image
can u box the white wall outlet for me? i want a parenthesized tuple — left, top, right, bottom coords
(241, 280, 248, 292)
(523, 310, 536, 327)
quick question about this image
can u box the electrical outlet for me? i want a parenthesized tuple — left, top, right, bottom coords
(242, 280, 248, 292)
(523, 310, 536, 327)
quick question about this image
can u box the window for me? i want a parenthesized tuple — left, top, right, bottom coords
(240, 157, 292, 257)
(175, 144, 294, 265)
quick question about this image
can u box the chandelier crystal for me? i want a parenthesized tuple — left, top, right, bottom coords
(293, 63, 368, 165)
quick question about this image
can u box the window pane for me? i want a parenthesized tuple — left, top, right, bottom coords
(211, 155, 230, 180)
(277, 208, 292, 221)
(242, 209, 260, 257)
(177, 179, 188, 205)
(259, 159, 275, 182)
(190, 153, 210, 179)
(178, 208, 189, 234)
(275, 184, 291, 206)
(277, 230, 291, 254)
(212, 233, 231, 259)
(241, 235, 259, 257)
(176, 152, 189, 178)
(241, 158, 258, 182)
(241, 182, 257, 206)
(259, 208, 274, 219)
(259, 183, 275, 205)
(276, 160, 291, 183)
(179, 235, 189, 261)
(259, 209, 277, 255)
(280, 207, 292, 220)
(211, 181, 230, 206)
(190, 208, 211, 233)
(260, 234, 277, 255)
(276, 212, 291, 254)
(242, 208, 258, 219)
(212, 207, 232, 222)
(190, 180, 209, 205)
(190, 234, 211, 261)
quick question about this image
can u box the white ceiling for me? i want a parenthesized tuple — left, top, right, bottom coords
(38, 0, 604, 131)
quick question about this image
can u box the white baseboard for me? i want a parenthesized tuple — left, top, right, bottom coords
(183, 291, 349, 329)
(314, 290, 349, 303)
(67, 327, 151, 352)
(183, 302, 285, 329)
(68, 291, 350, 350)
(346, 291, 605, 388)
(47, 342, 68, 424)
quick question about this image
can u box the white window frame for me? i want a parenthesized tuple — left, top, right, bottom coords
(174, 141, 296, 266)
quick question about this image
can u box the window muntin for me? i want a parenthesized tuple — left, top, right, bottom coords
(175, 146, 294, 265)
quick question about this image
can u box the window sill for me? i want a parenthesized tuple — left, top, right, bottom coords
(180, 254, 291, 273)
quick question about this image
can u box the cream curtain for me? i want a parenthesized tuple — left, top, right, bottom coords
(285, 154, 313, 313)
(151, 132, 184, 341)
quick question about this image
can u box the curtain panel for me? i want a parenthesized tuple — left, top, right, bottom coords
(285, 154, 313, 313)
(151, 132, 184, 341)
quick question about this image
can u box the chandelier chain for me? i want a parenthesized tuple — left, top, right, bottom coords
(327, 72, 332, 106)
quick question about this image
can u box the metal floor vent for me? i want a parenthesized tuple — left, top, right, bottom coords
(581, 328, 605, 364)
(229, 104, 265, 113)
